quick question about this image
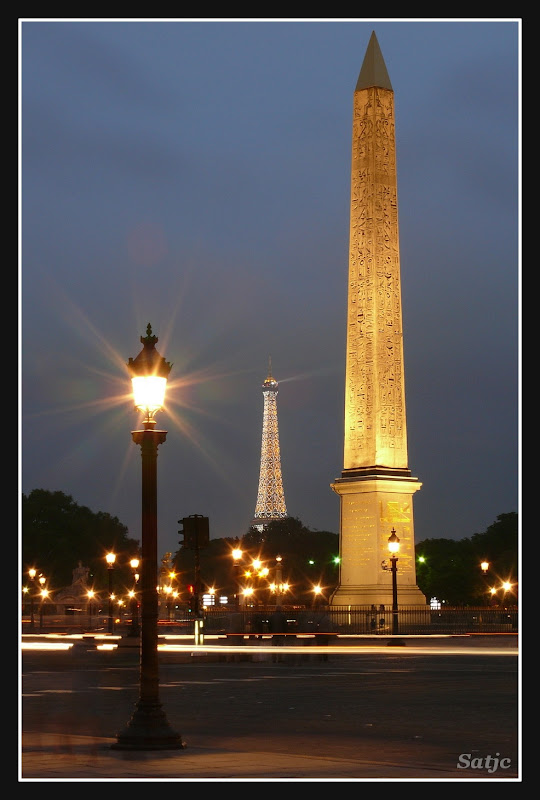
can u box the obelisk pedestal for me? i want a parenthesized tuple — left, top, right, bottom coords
(331, 474, 425, 606)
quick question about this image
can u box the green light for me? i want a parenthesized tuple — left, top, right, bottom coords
(333, 556, 340, 564)
(418, 555, 426, 563)
(308, 559, 315, 565)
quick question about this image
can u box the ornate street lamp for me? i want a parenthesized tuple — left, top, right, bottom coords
(86, 589, 96, 629)
(387, 529, 400, 636)
(274, 555, 284, 607)
(167, 571, 177, 620)
(128, 558, 140, 637)
(480, 561, 490, 606)
(113, 324, 183, 751)
(231, 547, 243, 609)
(105, 552, 116, 634)
(39, 586, 49, 632)
(28, 568, 37, 631)
(163, 585, 173, 621)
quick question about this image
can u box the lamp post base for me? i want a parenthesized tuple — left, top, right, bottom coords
(112, 701, 185, 750)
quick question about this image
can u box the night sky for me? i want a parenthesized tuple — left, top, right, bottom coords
(20, 19, 520, 559)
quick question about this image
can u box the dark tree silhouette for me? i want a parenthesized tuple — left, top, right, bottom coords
(22, 489, 140, 592)
(416, 512, 518, 605)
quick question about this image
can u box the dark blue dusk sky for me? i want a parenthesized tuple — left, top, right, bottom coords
(20, 19, 520, 559)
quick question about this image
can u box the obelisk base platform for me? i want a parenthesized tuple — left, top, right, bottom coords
(330, 474, 427, 608)
(330, 584, 427, 608)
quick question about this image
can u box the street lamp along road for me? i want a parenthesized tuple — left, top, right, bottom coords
(128, 558, 140, 636)
(381, 528, 405, 645)
(272, 555, 285, 607)
(39, 585, 49, 632)
(112, 324, 184, 751)
(387, 529, 401, 640)
(163, 585, 173, 621)
(38, 573, 47, 628)
(105, 552, 116, 633)
(480, 561, 490, 605)
(231, 547, 243, 608)
(86, 589, 96, 628)
(28, 568, 37, 631)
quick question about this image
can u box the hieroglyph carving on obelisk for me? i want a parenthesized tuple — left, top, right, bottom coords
(345, 84, 407, 470)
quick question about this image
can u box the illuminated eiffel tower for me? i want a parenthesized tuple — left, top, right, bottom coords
(251, 359, 288, 531)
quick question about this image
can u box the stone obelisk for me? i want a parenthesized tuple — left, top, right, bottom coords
(330, 31, 426, 606)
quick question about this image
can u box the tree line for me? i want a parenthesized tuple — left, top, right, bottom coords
(21, 489, 518, 606)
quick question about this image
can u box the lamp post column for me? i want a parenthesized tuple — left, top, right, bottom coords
(87, 590, 95, 631)
(390, 555, 399, 635)
(129, 559, 140, 637)
(275, 556, 283, 608)
(480, 561, 490, 607)
(38, 576, 46, 632)
(106, 553, 116, 634)
(232, 548, 243, 609)
(386, 528, 401, 641)
(39, 588, 48, 632)
(114, 427, 182, 749)
(108, 569, 113, 633)
(136, 429, 163, 716)
(28, 569, 36, 632)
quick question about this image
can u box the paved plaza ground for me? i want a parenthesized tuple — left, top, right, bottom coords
(20, 635, 520, 781)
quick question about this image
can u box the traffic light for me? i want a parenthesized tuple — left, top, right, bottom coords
(178, 517, 196, 549)
(178, 515, 210, 550)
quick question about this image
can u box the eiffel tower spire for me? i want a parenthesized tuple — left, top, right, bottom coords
(251, 359, 287, 530)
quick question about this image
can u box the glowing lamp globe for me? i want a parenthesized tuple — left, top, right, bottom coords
(388, 529, 400, 554)
(127, 324, 172, 422)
